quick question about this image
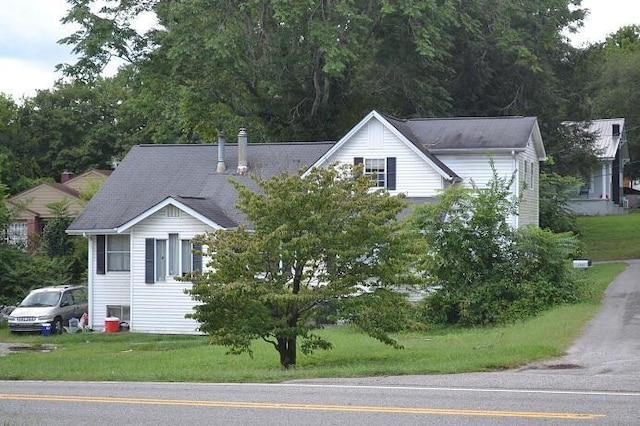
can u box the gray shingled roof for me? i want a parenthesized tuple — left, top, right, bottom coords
(69, 113, 542, 233)
(68, 142, 335, 232)
(383, 114, 538, 152)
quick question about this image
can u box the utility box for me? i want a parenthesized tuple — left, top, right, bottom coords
(572, 259, 592, 269)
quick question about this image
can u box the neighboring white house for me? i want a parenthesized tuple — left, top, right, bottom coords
(66, 110, 547, 334)
(566, 118, 630, 215)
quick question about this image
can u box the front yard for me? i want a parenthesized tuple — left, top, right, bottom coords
(0, 262, 625, 382)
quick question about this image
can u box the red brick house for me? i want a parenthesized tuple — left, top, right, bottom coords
(6, 169, 111, 248)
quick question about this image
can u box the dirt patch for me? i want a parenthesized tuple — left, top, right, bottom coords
(540, 363, 584, 370)
(519, 362, 584, 371)
(0, 343, 56, 355)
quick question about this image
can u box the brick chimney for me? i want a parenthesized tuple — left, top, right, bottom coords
(237, 128, 248, 175)
(216, 130, 227, 173)
(61, 170, 74, 184)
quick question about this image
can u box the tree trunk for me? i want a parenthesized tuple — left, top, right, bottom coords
(277, 336, 297, 369)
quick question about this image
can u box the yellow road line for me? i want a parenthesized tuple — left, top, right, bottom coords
(0, 393, 605, 420)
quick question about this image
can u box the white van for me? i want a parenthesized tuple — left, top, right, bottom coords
(8, 285, 88, 334)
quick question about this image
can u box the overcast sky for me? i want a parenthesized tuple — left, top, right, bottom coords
(0, 0, 639, 101)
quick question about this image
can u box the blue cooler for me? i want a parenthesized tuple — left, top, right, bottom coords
(41, 323, 51, 336)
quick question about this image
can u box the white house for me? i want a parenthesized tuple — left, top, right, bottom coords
(565, 118, 629, 215)
(67, 110, 546, 333)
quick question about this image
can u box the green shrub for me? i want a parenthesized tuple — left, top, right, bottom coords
(411, 165, 585, 326)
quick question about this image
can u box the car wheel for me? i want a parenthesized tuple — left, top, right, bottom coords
(52, 317, 64, 334)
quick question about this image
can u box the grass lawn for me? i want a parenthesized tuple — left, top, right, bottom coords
(577, 213, 640, 261)
(0, 262, 626, 382)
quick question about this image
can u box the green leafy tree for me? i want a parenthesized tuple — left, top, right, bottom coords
(10, 75, 184, 184)
(16, 81, 125, 180)
(0, 246, 73, 305)
(0, 186, 72, 305)
(409, 168, 517, 324)
(0, 245, 27, 306)
(41, 201, 74, 258)
(0, 184, 24, 305)
(444, 1, 604, 180)
(539, 172, 581, 233)
(446, 0, 586, 119)
(186, 164, 413, 368)
(60, 0, 457, 140)
(57, 0, 596, 152)
(40, 199, 90, 284)
(543, 121, 601, 179)
(0, 184, 10, 233)
(601, 24, 640, 56)
(0, 94, 34, 193)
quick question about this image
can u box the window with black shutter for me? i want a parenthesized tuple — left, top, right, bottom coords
(386, 157, 396, 190)
(354, 157, 396, 189)
(145, 238, 155, 284)
(97, 235, 105, 275)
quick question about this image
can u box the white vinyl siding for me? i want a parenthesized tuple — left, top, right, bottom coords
(517, 137, 541, 227)
(88, 236, 131, 331)
(439, 145, 539, 228)
(130, 206, 212, 334)
(325, 119, 444, 196)
(88, 206, 212, 334)
(436, 155, 513, 189)
(436, 154, 523, 228)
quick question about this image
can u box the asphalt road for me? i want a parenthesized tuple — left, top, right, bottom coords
(1, 260, 639, 425)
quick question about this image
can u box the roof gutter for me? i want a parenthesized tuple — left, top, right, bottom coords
(66, 228, 120, 236)
(428, 147, 527, 155)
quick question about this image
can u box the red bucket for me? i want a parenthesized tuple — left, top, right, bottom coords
(105, 317, 119, 333)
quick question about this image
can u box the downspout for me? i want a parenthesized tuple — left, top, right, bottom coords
(129, 231, 134, 332)
(84, 233, 94, 331)
(602, 163, 608, 200)
(512, 150, 519, 228)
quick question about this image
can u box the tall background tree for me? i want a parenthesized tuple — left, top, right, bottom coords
(61, 0, 459, 141)
(56, 1, 592, 142)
